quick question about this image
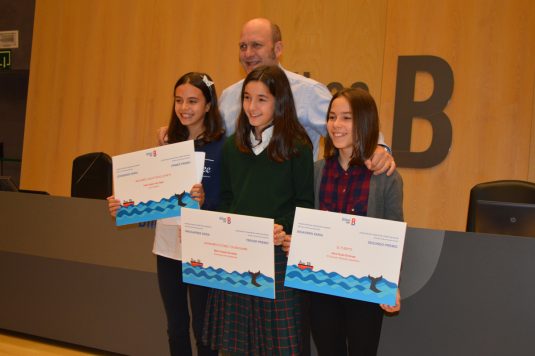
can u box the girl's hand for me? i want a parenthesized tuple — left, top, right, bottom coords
(380, 288, 401, 313)
(190, 183, 205, 207)
(106, 195, 121, 218)
(273, 224, 286, 246)
(157, 126, 169, 145)
(281, 234, 292, 256)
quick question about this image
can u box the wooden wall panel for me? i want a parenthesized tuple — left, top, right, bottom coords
(530, 79, 535, 181)
(261, 0, 388, 100)
(380, 0, 535, 230)
(22, 0, 256, 194)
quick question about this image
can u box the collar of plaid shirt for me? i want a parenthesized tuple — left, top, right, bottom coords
(319, 156, 372, 215)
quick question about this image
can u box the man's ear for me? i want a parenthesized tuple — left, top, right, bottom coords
(274, 41, 283, 58)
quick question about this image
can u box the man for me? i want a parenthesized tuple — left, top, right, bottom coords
(159, 18, 395, 174)
(220, 18, 329, 161)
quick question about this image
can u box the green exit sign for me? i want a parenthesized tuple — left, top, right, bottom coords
(0, 50, 11, 70)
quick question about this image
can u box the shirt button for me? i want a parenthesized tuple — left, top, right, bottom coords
(342, 188, 346, 192)
(351, 208, 355, 212)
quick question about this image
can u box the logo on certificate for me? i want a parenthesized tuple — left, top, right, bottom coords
(145, 149, 157, 158)
(219, 216, 232, 224)
(342, 216, 357, 225)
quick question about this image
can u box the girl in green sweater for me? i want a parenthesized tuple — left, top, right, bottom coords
(202, 65, 314, 355)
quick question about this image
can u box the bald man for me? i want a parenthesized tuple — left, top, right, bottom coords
(219, 18, 330, 160)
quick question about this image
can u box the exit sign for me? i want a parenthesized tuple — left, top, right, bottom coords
(0, 50, 11, 70)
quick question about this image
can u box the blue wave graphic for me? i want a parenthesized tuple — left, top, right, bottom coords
(116, 193, 199, 226)
(182, 263, 275, 299)
(284, 265, 398, 306)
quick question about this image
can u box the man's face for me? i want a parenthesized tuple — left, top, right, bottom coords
(239, 22, 281, 74)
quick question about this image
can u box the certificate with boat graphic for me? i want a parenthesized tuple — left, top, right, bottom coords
(181, 208, 275, 299)
(112, 140, 199, 226)
(285, 207, 406, 306)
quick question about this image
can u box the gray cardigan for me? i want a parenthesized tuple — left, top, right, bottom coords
(313, 159, 404, 222)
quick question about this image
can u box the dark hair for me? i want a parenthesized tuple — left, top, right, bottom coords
(167, 72, 224, 146)
(271, 23, 282, 43)
(235, 65, 311, 162)
(324, 88, 379, 166)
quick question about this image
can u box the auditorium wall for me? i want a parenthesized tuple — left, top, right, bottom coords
(21, 0, 535, 231)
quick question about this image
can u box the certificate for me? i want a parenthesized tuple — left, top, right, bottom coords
(181, 208, 275, 299)
(285, 207, 406, 306)
(112, 140, 199, 226)
(160, 151, 205, 226)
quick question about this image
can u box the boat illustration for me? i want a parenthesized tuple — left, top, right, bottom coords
(122, 199, 135, 207)
(190, 259, 203, 267)
(297, 261, 313, 271)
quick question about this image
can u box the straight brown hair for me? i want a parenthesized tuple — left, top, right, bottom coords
(324, 88, 379, 165)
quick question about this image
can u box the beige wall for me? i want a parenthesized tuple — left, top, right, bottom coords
(22, 0, 535, 231)
(379, 0, 535, 230)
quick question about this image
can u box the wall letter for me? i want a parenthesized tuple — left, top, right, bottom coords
(392, 55, 454, 168)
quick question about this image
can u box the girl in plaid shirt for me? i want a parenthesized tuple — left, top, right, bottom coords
(284, 88, 402, 356)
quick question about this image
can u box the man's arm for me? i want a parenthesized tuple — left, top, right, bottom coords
(305, 82, 331, 139)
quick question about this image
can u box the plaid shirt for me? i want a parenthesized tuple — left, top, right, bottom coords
(319, 156, 372, 215)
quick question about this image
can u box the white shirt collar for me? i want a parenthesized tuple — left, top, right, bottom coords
(250, 126, 274, 155)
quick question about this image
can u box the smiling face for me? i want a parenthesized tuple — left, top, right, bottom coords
(242, 80, 275, 137)
(174, 83, 210, 139)
(239, 19, 282, 74)
(327, 96, 355, 158)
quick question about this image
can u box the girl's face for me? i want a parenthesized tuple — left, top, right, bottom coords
(174, 83, 210, 135)
(243, 80, 275, 136)
(327, 96, 355, 156)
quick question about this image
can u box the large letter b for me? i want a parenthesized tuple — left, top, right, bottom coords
(392, 56, 453, 168)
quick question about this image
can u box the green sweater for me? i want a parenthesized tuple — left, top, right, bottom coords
(219, 135, 314, 233)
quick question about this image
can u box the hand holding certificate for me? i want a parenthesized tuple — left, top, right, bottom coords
(112, 140, 200, 226)
(285, 207, 406, 306)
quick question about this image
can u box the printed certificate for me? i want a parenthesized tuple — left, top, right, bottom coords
(112, 140, 199, 226)
(181, 208, 275, 299)
(285, 207, 406, 306)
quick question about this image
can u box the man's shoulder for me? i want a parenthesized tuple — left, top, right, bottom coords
(282, 67, 331, 103)
(283, 67, 325, 88)
(221, 78, 245, 97)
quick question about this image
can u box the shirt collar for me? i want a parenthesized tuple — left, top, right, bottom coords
(326, 155, 365, 178)
(250, 126, 274, 155)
